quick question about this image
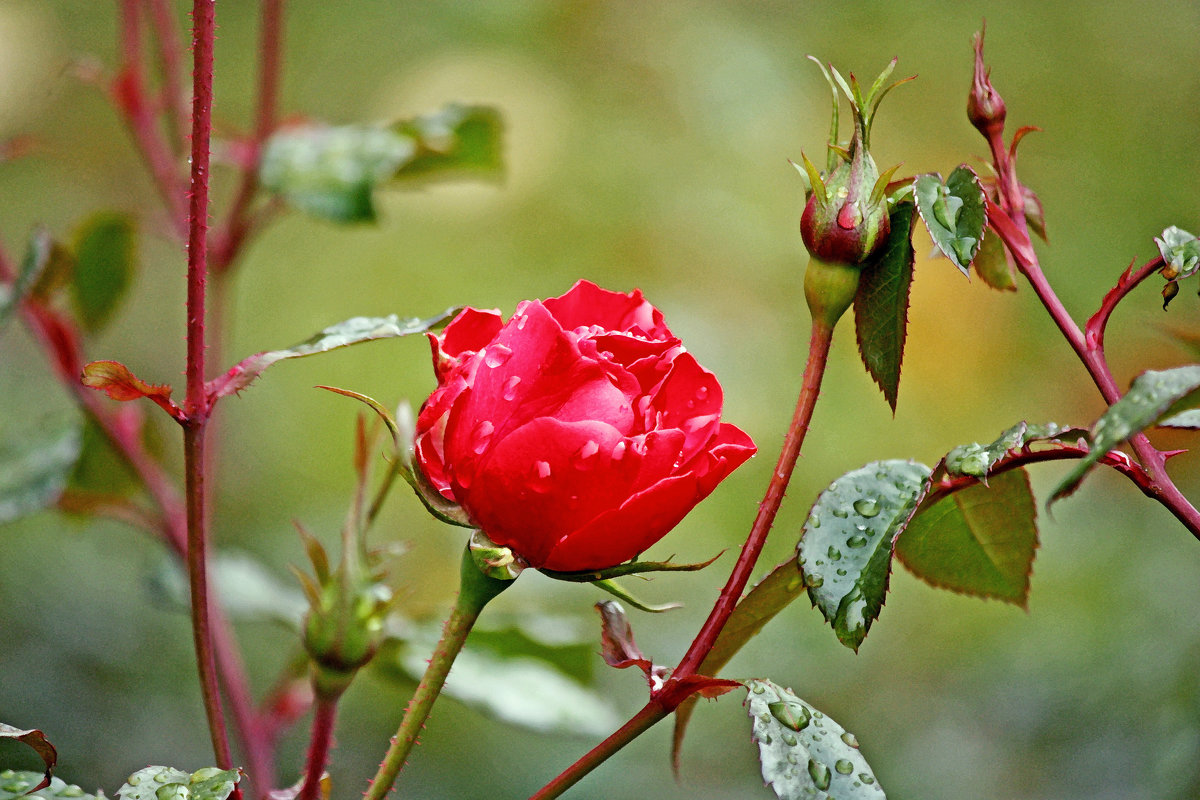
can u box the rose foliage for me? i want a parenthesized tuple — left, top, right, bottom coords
(414, 280, 755, 572)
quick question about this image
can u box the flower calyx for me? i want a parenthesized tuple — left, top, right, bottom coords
(798, 57, 909, 270)
(294, 521, 394, 699)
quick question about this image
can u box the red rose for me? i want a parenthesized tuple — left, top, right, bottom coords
(414, 280, 756, 572)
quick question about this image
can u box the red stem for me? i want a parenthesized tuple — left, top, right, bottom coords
(298, 694, 338, 800)
(115, 0, 188, 238)
(211, 0, 284, 273)
(530, 321, 837, 799)
(141, 0, 190, 154)
(183, 0, 233, 771)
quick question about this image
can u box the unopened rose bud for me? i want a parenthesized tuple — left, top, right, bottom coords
(968, 29, 1007, 139)
(799, 146, 892, 267)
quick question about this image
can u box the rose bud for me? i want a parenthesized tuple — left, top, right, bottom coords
(967, 28, 1007, 140)
(414, 280, 756, 572)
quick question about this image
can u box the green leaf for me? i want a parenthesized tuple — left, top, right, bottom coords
(914, 165, 988, 275)
(148, 550, 308, 629)
(260, 124, 417, 223)
(70, 212, 136, 333)
(467, 617, 596, 684)
(0, 410, 82, 525)
(116, 767, 239, 800)
(944, 421, 1085, 478)
(745, 679, 885, 800)
(897, 468, 1038, 605)
(208, 309, 460, 398)
(0, 228, 52, 327)
(0, 771, 104, 800)
(854, 200, 916, 412)
(1050, 365, 1200, 503)
(972, 223, 1016, 291)
(798, 460, 930, 651)
(391, 104, 504, 186)
(376, 617, 618, 736)
(0, 723, 57, 796)
(673, 556, 807, 772)
(1158, 408, 1200, 429)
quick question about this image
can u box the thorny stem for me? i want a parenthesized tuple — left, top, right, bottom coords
(183, 0, 233, 772)
(364, 547, 512, 800)
(212, 0, 285, 273)
(982, 129, 1200, 535)
(530, 321, 837, 799)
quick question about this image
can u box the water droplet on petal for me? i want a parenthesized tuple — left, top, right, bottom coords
(611, 440, 627, 461)
(841, 732, 860, 748)
(808, 760, 831, 791)
(853, 497, 881, 517)
(835, 759, 855, 775)
(515, 314, 529, 330)
(502, 375, 521, 400)
(846, 535, 869, 548)
(572, 440, 600, 469)
(530, 461, 552, 492)
(471, 421, 494, 454)
(485, 344, 513, 368)
(695, 385, 709, 401)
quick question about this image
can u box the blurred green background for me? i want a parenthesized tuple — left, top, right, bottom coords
(3, 1, 1200, 798)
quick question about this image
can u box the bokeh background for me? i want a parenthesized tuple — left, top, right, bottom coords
(3, 2, 1200, 799)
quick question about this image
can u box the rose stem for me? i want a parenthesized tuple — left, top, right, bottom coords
(297, 694, 338, 800)
(529, 320, 837, 800)
(182, 0, 233, 772)
(981, 120, 1200, 536)
(364, 546, 513, 800)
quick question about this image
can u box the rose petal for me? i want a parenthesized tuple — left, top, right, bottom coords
(647, 351, 724, 460)
(689, 422, 757, 496)
(543, 280, 670, 339)
(437, 307, 504, 360)
(540, 473, 700, 571)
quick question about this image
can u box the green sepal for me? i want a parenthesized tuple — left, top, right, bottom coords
(539, 551, 721, 583)
(589, 578, 681, 613)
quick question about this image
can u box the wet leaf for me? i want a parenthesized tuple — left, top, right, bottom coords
(0, 723, 57, 795)
(914, 165, 988, 275)
(376, 614, 619, 736)
(0, 411, 82, 525)
(798, 460, 930, 651)
(745, 679, 885, 800)
(854, 200, 916, 412)
(391, 104, 503, 186)
(944, 421, 1085, 479)
(673, 556, 806, 772)
(972, 222, 1016, 291)
(260, 123, 416, 223)
(116, 767, 239, 800)
(208, 309, 459, 398)
(70, 212, 136, 333)
(897, 468, 1038, 605)
(1155, 226, 1200, 281)
(1158, 408, 1200, 429)
(0, 771, 103, 800)
(1050, 365, 1200, 504)
(0, 228, 52, 327)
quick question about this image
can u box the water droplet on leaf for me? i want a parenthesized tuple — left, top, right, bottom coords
(831, 507, 849, 519)
(782, 732, 798, 747)
(859, 773, 875, 785)
(852, 497, 880, 518)
(807, 760, 831, 791)
(835, 759, 854, 775)
(840, 732, 859, 748)
(846, 535, 869, 548)
(768, 700, 810, 731)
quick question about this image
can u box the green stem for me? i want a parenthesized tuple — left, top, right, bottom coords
(364, 544, 512, 800)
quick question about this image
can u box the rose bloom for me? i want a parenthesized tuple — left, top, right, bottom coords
(414, 280, 755, 572)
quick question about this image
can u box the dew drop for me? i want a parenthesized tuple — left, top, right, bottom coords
(530, 461, 552, 492)
(835, 759, 854, 775)
(695, 385, 709, 401)
(836, 568, 847, 576)
(846, 535, 869, 548)
(826, 546, 842, 562)
(502, 375, 521, 401)
(761, 733, 773, 745)
(786, 752, 799, 765)
(515, 314, 529, 330)
(782, 732, 798, 747)
(611, 440, 628, 461)
(853, 498, 880, 518)
(841, 731, 859, 748)
(751, 683, 766, 694)
(572, 440, 600, 469)
(859, 773, 875, 785)
(154, 771, 171, 783)
(807, 514, 821, 529)
(805, 574, 824, 589)
(471, 421, 495, 454)
(831, 507, 849, 519)
(484, 344, 513, 368)
(854, 523, 868, 532)
(768, 700, 810, 731)
(807, 760, 831, 791)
